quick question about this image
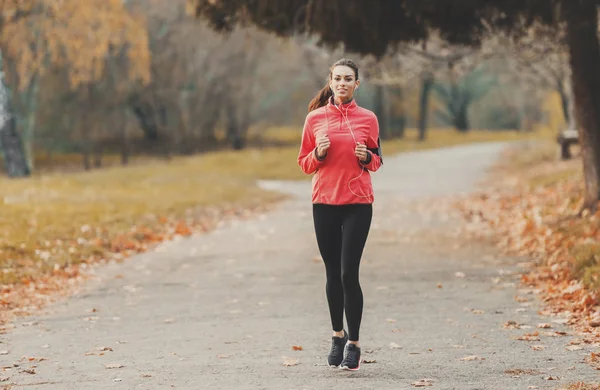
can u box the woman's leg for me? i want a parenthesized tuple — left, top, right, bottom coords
(312, 204, 344, 333)
(340, 204, 373, 342)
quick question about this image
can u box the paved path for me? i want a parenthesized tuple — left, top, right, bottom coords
(2, 142, 598, 389)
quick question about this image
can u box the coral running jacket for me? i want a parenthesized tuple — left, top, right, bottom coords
(297, 98, 383, 205)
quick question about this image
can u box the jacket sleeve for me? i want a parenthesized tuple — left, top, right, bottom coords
(360, 114, 383, 172)
(297, 115, 325, 174)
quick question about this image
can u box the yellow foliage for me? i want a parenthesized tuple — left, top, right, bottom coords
(0, 0, 151, 90)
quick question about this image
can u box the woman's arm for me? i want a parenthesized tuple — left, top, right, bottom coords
(360, 114, 383, 172)
(297, 116, 326, 174)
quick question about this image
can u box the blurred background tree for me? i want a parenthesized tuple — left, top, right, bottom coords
(0, 0, 594, 195)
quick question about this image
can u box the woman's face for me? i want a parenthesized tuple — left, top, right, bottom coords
(330, 65, 359, 101)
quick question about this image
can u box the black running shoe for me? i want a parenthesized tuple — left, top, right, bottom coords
(327, 330, 348, 367)
(340, 343, 361, 371)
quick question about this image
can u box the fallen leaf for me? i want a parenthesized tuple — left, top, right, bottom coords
(389, 343, 402, 349)
(386, 318, 397, 323)
(544, 376, 559, 380)
(361, 359, 377, 364)
(455, 272, 466, 278)
(105, 363, 124, 369)
(412, 378, 434, 387)
(291, 345, 303, 351)
(436, 283, 443, 289)
(517, 331, 540, 341)
(20, 368, 35, 375)
(566, 345, 584, 351)
(460, 355, 485, 361)
(530, 345, 545, 351)
(282, 357, 299, 366)
(537, 323, 552, 329)
(503, 320, 521, 329)
(471, 309, 485, 314)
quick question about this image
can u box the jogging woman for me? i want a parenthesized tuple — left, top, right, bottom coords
(297, 58, 383, 371)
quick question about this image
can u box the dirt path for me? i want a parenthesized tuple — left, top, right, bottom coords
(2, 142, 598, 389)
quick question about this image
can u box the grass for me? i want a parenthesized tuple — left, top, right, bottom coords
(0, 126, 553, 285)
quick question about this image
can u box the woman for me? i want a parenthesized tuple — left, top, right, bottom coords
(297, 58, 383, 371)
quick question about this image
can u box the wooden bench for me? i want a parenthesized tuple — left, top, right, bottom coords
(557, 128, 579, 160)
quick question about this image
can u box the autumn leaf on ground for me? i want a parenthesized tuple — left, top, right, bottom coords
(530, 345, 545, 351)
(412, 378, 434, 387)
(291, 345, 303, 351)
(585, 352, 600, 370)
(471, 309, 485, 314)
(503, 320, 521, 329)
(566, 345, 584, 351)
(517, 331, 540, 341)
(104, 363, 124, 369)
(505, 368, 541, 377)
(361, 359, 377, 364)
(460, 355, 485, 361)
(537, 323, 552, 329)
(282, 356, 299, 366)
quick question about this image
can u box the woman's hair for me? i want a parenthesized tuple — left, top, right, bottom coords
(308, 58, 359, 112)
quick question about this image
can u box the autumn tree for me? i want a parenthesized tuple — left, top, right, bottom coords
(0, 0, 150, 176)
(189, 0, 600, 210)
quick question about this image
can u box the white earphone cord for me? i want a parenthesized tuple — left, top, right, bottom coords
(330, 103, 374, 199)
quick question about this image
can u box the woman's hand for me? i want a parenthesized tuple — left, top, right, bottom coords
(316, 133, 330, 158)
(355, 142, 369, 162)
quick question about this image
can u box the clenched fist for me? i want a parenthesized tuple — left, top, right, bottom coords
(316, 133, 330, 158)
(355, 142, 369, 162)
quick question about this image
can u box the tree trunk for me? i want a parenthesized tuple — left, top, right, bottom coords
(224, 93, 243, 150)
(20, 71, 40, 171)
(373, 84, 390, 140)
(556, 79, 571, 126)
(565, 2, 600, 212)
(0, 50, 29, 177)
(121, 109, 131, 165)
(390, 86, 406, 138)
(418, 72, 434, 141)
(455, 103, 470, 132)
(93, 144, 102, 168)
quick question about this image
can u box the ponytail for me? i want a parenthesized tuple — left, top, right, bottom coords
(308, 84, 332, 112)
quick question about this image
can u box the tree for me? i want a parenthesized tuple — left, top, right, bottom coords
(188, 0, 600, 210)
(432, 64, 497, 132)
(0, 0, 150, 175)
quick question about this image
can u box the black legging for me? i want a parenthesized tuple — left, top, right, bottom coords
(312, 203, 373, 342)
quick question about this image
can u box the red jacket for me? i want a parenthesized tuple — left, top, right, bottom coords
(297, 98, 383, 205)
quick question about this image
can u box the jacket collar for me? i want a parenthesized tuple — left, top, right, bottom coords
(327, 96, 357, 114)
